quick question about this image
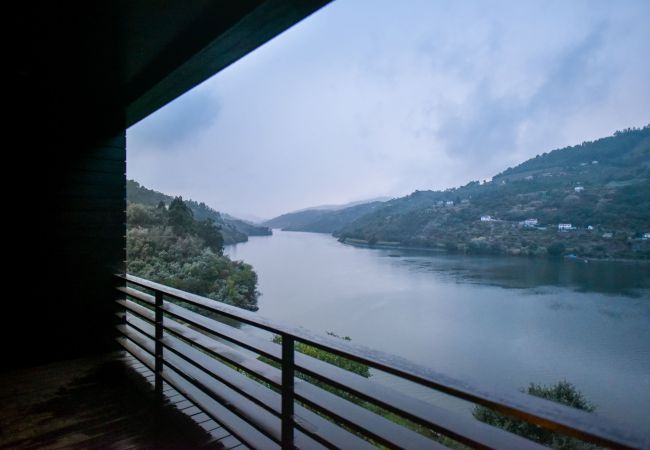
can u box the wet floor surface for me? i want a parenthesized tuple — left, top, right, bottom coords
(0, 352, 235, 449)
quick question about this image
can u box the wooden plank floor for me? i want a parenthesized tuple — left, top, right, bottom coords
(0, 351, 243, 449)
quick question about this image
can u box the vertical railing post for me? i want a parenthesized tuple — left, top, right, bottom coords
(154, 290, 163, 398)
(281, 334, 295, 449)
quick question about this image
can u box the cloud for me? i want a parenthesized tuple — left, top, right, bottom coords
(129, 85, 220, 150)
(127, 0, 650, 219)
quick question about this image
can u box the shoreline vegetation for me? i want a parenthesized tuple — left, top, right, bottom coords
(337, 236, 650, 263)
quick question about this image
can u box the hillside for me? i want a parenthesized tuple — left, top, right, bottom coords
(127, 180, 271, 244)
(337, 126, 650, 260)
(263, 201, 387, 233)
(127, 197, 259, 311)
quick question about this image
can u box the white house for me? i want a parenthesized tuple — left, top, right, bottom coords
(558, 223, 572, 231)
(574, 186, 584, 193)
(587, 225, 594, 230)
(643, 233, 650, 240)
(522, 218, 538, 227)
(446, 201, 454, 206)
(480, 215, 493, 222)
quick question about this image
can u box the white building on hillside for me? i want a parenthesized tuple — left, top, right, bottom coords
(480, 215, 493, 222)
(522, 218, 538, 227)
(574, 186, 584, 193)
(558, 223, 572, 231)
(643, 233, 650, 240)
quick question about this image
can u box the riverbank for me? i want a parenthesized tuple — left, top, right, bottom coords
(338, 236, 650, 263)
(338, 237, 446, 253)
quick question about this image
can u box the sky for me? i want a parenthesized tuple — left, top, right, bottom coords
(127, 0, 650, 220)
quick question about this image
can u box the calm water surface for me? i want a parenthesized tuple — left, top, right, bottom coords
(226, 230, 650, 432)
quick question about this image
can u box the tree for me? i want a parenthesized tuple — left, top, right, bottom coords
(168, 196, 194, 235)
(547, 242, 566, 257)
(473, 381, 596, 449)
(196, 218, 224, 254)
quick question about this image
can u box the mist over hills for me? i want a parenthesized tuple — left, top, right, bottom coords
(263, 200, 388, 233)
(269, 126, 650, 259)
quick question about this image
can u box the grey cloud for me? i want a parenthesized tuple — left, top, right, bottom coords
(131, 87, 220, 149)
(127, 0, 650, 219)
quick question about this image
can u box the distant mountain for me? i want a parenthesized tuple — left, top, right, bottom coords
(127, 180, 271, 244)
(336, 126, 650, 260)
(263, 200, 388, 233)
(292, 197, 392, 213)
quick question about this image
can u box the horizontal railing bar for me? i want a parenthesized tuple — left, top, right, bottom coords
(119, 324, 291, 448)
(160, 295, 534, 447)
(295, 353, 547, 450)
(120, 322, 155, 351)
(123, 274, 283, 333)
(127, 309, 531, 450)
(163, 351, 283, 444)
(117, 324, 156, 357)
(295, 382, 449, 450)
(292, 407, 376, 450)
(129, 317, 375, 449)
(124, 316, 157, 341)
(162, 361, 281, 450)
(163, 351, 327, 450)
(116, 299, 155, 322)
(161, 315, 282, 387)
(120, 275, 648, 449)
(156, 321, 441, 450)
(119, 317, 542, 450)
(292, 344, 646, 450)
(124, 312, 280, 416)
(162, 329, 281, 418)
(118, 329, 280, 449)
(117, 336, 155, 371)
(118, 286, 155, 305)
(161, 301, 281, 361)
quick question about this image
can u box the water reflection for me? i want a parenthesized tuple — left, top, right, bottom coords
(388, 251, 650, 296)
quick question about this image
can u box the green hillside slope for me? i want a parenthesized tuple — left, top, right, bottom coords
(338, 126, 650, 260)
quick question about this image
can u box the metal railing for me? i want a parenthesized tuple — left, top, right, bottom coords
(115, 274, 648, 449)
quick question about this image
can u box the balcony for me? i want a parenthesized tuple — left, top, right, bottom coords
(7, 2, 649, 448)
(110, 274, 646, 449)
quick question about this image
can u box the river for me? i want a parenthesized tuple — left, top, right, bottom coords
(226, 230, 650, 432)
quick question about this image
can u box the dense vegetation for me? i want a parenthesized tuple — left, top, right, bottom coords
(127, 197, 259, 311)
(474, 381, 597, 449)
(334, 126, 650, 260)
(128, 180, 271, 244)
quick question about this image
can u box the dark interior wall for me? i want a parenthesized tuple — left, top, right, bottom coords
(6, 3, 127, 369)
(3, 133, 126, 369)
(51, 134, 127, 360)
